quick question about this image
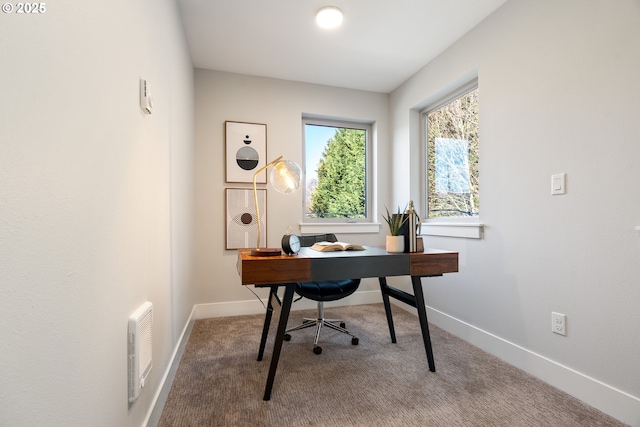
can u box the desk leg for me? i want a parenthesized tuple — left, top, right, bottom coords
(412, 276, 435, 372)
(257, 286, 279, 362)
(263, 284, 295, 401)
(378, 277, 397, 343)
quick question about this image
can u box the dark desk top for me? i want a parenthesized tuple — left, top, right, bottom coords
(237, 246, 458, 285)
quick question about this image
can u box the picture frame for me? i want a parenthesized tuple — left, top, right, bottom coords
(225, 121, 267, 183)
(225, 188, 267, 250)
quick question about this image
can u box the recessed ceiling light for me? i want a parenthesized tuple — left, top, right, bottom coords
(316, 6, 343, 29)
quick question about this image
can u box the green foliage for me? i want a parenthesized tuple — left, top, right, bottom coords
(382, 205, 407, 236)
(427, 88, 479, 218)
(309, 128, 366, 218)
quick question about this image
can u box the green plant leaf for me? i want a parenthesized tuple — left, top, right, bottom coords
(382, 205, 408, 236)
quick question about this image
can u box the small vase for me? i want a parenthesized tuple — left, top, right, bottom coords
(386, 235, 404, 253)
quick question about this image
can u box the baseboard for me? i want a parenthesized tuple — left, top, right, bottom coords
(144, 306, 196, 427)
(194, 289, 382, 319)
(397, 303, 640, 427)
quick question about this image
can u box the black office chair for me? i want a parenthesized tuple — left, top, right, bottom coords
(283, 233, 360, 354)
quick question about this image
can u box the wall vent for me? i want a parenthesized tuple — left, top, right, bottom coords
(128, 301, 153, 403)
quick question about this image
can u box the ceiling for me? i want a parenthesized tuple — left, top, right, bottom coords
(176, 0, 507, 93)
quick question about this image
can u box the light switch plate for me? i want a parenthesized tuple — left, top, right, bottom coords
(551, 173, 566, 195)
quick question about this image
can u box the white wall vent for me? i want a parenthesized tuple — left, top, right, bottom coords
(128, 301, 153, 403)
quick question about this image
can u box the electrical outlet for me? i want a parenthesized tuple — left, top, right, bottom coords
(552, 312, 566, 336)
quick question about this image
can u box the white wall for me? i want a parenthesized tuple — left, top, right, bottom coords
(0, 1, 194, 426)
(390, 0, 640, 424)
(193, 70, 389, 310)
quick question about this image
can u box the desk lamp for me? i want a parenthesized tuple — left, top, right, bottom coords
(251, 155, 302, 256)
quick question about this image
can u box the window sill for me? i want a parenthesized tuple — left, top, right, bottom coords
(299, 222, 381, 235)
(421, 223, 483, 239)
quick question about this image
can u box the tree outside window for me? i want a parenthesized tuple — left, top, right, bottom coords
(426, 87, 479, 218)
(303, 119, 370, 221)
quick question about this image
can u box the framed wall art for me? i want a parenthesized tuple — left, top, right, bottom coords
(225, 121, 267, 183)
(225, 188, 267, 250)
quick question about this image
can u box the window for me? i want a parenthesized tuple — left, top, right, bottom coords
(303, 117, 372, 222)
(424, 83, 479, 220)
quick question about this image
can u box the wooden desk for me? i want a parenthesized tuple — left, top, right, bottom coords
(237, 246, 458, 400)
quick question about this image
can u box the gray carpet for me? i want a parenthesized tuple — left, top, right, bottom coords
(159, 303, 626, 426)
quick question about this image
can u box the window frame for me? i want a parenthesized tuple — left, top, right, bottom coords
(420, 78, 482, 236)
(301, 116, 374, 225)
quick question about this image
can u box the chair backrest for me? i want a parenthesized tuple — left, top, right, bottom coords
(298, 233, 338, 248)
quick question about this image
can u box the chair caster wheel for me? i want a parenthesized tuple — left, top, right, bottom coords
(313, 346, 322, 355)
(352, 337, 359, 345)
(284, 334, 291, 341)
(340, 322, 346, 328)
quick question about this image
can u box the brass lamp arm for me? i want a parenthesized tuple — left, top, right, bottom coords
(252, 156, 283, 249)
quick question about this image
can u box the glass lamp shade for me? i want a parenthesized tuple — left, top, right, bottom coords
(270, 160, 302, 194)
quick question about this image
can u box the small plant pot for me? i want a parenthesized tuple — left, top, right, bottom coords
(386, 235, 404, 253)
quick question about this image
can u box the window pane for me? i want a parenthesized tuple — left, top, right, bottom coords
(304, 123, 367, 219)
(427, 88, 479, 218)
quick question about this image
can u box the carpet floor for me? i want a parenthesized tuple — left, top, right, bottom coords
(158, 303, 626, 426)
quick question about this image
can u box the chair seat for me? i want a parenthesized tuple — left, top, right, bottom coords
(286, 233, 362, 353)
(295, 279, 360, 302)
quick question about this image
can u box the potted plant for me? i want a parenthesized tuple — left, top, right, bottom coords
(382, 205, 407, 253)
